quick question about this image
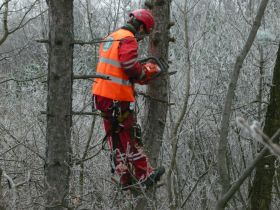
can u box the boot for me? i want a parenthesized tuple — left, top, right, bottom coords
(118, 172, 132, 190)
(142, 166, 165, 187)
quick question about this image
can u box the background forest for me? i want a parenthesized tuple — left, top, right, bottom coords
(1, 0, 280, 209)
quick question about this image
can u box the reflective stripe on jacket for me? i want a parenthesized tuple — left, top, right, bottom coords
(92, 29, 135, 101)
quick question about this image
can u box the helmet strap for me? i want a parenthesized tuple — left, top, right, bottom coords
(127, 16, 146, 41)
(128, 16, 143, 32)
(135, 29, 146, 41)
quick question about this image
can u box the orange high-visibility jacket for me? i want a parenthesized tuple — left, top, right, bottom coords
(92, 29, 135, 102)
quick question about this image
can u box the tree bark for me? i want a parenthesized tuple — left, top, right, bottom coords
(217, 0, 269, 198)
(142, 0, 171, 168)
(134, 1, 171, 210)
(0, 0, 9, 46)
(249, 42, 280, 210)
(0, 168, 6, 210)
(45, 0, 73, 209)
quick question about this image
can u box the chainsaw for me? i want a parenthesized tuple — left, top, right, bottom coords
(138, 56, 176, 79)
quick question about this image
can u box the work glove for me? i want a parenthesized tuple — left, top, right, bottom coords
(138, 63, 161, 84)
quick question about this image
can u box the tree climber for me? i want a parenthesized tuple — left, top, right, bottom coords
(92, 9, 165, 189)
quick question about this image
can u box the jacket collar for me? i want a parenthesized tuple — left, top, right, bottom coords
(121, 23, 137, 35)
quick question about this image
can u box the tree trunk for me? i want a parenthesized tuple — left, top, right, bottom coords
(0, 168, 6, 210)
(45, 0, 73, 209)
(0, 0, 9, 46)
(142, 0, 171, 167)
(249, 42, 280, 210)
(134, 1, 171, 210)
(167, 1, 191, 209)
(217, 0, 269, 198)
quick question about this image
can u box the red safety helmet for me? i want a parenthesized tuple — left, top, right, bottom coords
(129, 9, 155, 34)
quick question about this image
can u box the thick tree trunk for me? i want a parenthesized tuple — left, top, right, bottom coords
(249, 42, 280, 210)
(142, 0, 171, 167)
(45, 0, 73, 209)
(134, 1, 171, 210)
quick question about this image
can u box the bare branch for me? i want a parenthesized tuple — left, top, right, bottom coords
(0, 0, 9, 45)
(0, 74, 47, 85)
(215, 147, 268, 210)
(215, 117, 280, 210)
(3, 171, 16, 207)
(8, 0, 41, 34)
(0, 0, 46, 46)
(0, 143, 22, 157)
(71, 111, 100, 116)
(9, 9, 48, 34)
(217, 0, 269, 196)
(14, 171, 31, 188)
(0, 123, 45, 161)
(73, 74, 110, 80)
(0, 0, 12, 11)
(137, 91, 174, 105)
(236, 117, 280, 157)
(181, 169, 209, 208)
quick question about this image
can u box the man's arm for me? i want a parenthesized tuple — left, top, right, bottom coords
(119, 37, 161, 84)
(118, 37, 145, 81)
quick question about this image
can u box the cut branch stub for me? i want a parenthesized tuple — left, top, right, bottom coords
(144, 1, 154, 9)
(155, 0, 165, 6)
(55, 39, 63, 46)
(168, 36, 176, 43)
(152, 31, 161, 46)
(167, 21, 175, 30)
(36, 39, 49, 44)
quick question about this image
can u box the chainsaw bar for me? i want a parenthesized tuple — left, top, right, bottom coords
(138, 56, 169, 73)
